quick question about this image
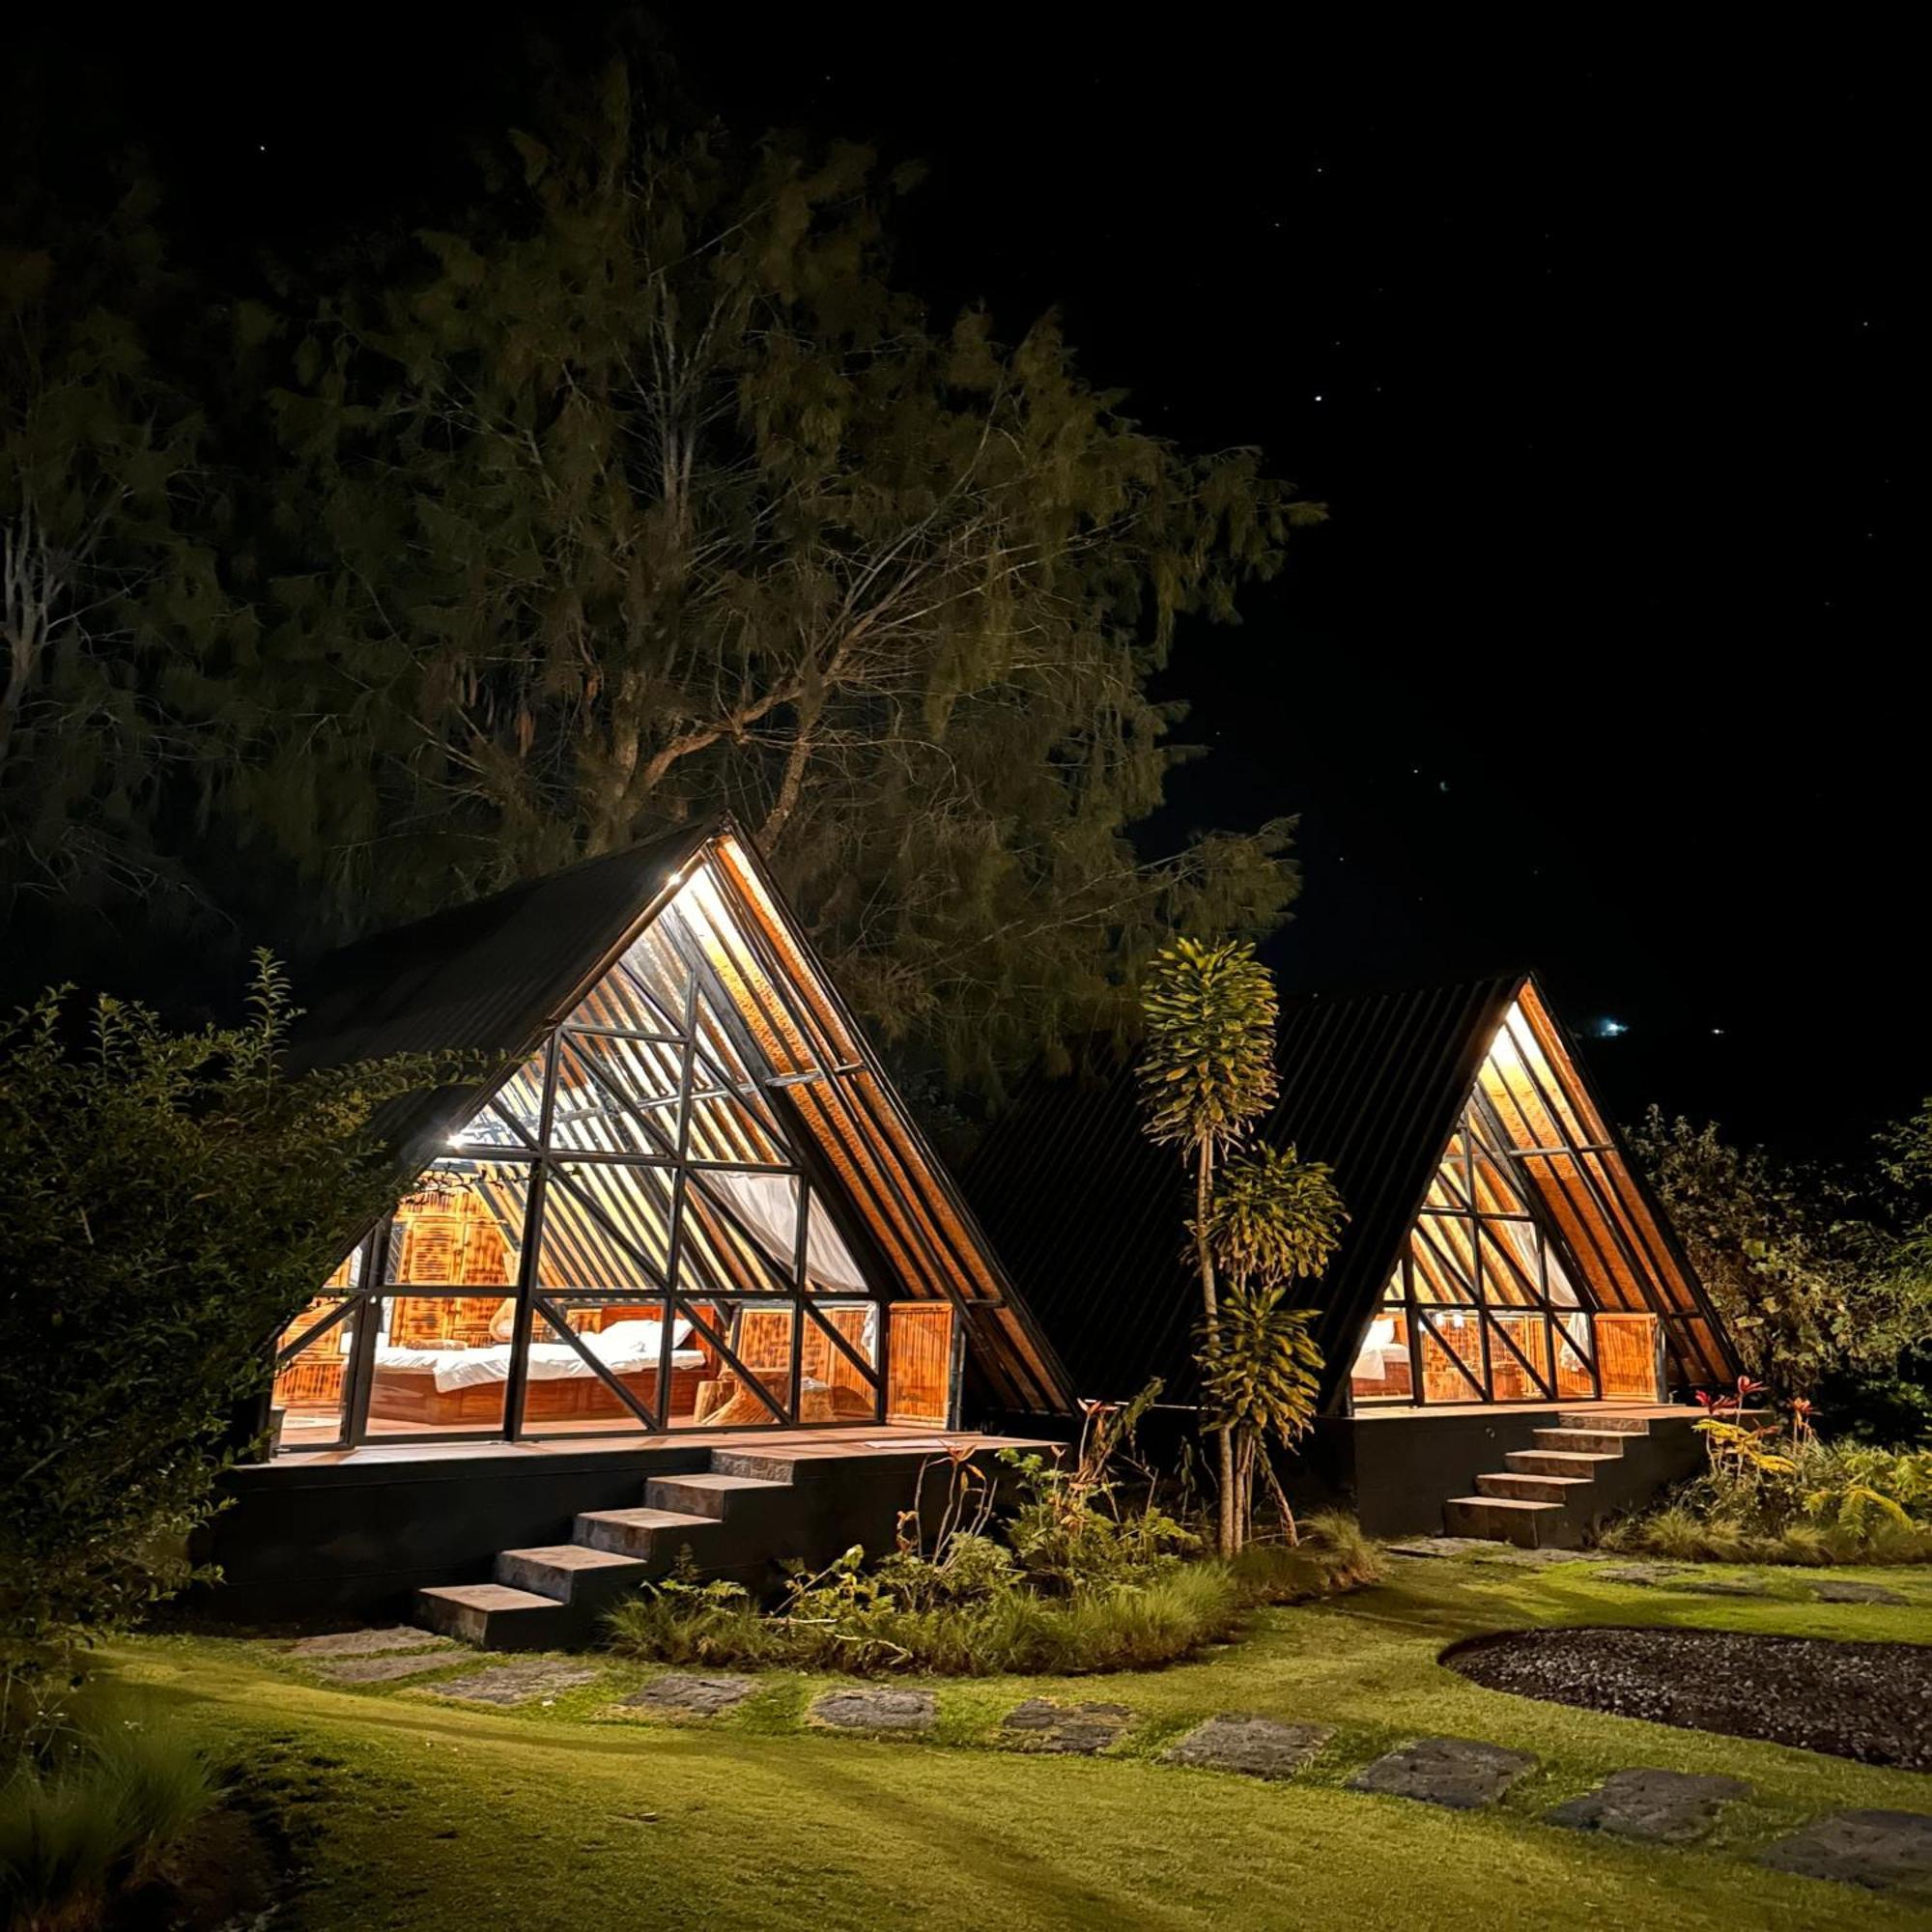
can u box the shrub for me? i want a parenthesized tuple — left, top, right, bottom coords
(1228, 1510, 1384, 1605)
(0, 959, 461, 1710)
(1605, 1435, 1932, 1566)
(0, 1700, 216, 1930)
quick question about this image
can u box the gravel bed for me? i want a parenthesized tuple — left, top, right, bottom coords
(1447, 1626, 1932, 1770)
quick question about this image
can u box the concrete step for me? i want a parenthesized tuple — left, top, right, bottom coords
(574, 1505, 722, 1561)
(1557, 1410, 1653, 1435)
(1475, 1471, 1597, 1504)
(1533, 1428, 1632, 1455)
(495, 1544, 652, 1606)
(708, 1449, 810, 1483)
(415, 1582, 573, 1650)
(1442, 1494, 1579, 1549)
(644, 1472, 794, 1520)
(1506, 1448, 1623, 1478)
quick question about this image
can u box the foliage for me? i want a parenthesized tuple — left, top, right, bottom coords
(608, 1427, 1378, 1677)
(1201, 1144, 1347, 1287)
(0, 957, 459, 1714)
(0, 178, 235, 937)
(0, 1694, 216, 1931)
(1632, 1105, 1932, 1421)
(1606, 1412, 1932, 1566)
(1136, 938, 1281, 1159)
(1199, 1285, 1326, 1548)
(1225, 1509, 1383, 1605)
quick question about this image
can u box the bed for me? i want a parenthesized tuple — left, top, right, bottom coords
(367, 1318, 713, 1426)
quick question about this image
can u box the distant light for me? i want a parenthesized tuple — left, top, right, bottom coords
(1711, 1027, 1725, 1037)
(1313, 393, 1324, 402)
(1594, 1017, 1629, 1038)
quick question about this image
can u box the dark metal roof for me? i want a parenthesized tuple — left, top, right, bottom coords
(962, 975, 1526, 1411)
(289, 822, 712, 1167)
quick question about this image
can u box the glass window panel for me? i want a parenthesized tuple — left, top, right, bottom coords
(385, 1161, 532, 1286)
(513, 1297, 668, 1435)
(803, 1194, 871, 1294)
(550, 1033, 682, 1157)
(1555, 1313, 1596, 1398)
(1478, 1222, 1542, 1306)
(681, 1174, 794, 1294)
(1416, 1313, 1485, 1401)
(683, 1303, 794, 1429)
(1410, 1218, 1478, 1303)
(543, 1163, 673, 1289)
(604, 922, 694, 1032)
(270, 1298, 355, 1449)
(1486, 1311, 1550, 1399)
(1350, 1306, 1414, 1401)
(801, 1302, 880, 1421)
(455, 1049, 547, 1147)
(364, 1293, 514, 1435)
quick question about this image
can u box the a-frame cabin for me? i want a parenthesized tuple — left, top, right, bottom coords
(966, 973, 1739, 1543)
(209, 818, 1069, 1627)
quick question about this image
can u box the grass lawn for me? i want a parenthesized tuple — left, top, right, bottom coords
(114, 1552, 1932, 1930)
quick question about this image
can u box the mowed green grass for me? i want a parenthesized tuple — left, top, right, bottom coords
(115, 1556, 1932, 1931)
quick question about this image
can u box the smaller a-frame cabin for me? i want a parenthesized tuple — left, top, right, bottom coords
(211, 818, 1068, 1625)
(966, 974, 1738, 1543)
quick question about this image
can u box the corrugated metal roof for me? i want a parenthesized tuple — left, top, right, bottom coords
(962, 975, 1525, 1411)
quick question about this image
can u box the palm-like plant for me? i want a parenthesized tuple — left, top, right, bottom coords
(1139, 938, 1281, 1551)
(1199, 1284, 1324, 1548)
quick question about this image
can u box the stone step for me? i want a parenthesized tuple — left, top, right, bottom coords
(1442, 1494, 1579, 1549)
(1475, 1471, 1597, 1505)
(415, 1583, 573, 1650)
(1506, 1447, 1623, 1477)
(644, 1471, 794, 1520)
(1557, 1410, 1654, 1435)
(574, 1505, 724, 1560)
(707, 1449, 809, 1483)
(1533, 1428, 1632, 1455)
(495, 1544, 652, 1606)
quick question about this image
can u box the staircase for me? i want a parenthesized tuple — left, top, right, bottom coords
(1442, 1407, 1694, 1549)
(412, 1438, 1018, 1650)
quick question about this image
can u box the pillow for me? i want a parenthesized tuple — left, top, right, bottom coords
(596, 1316, 693, 1352)
(489, 1297, 518, 1343)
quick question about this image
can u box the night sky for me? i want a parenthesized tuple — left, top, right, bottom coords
(15, 16, 1918, 1154)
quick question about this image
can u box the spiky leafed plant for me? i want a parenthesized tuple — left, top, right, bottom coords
(1199, 1143, 1345, 1548)
(1137, 936, 1281, 1553)
(1200, 1285, 1325, 1548)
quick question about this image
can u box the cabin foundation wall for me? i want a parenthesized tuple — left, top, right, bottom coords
(1308, 1406, 1703, 1540)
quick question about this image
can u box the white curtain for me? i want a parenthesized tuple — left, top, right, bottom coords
(699, 1171, 870, 1293)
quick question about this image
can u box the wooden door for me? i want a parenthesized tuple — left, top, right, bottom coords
(886, 1303, 957, 1428)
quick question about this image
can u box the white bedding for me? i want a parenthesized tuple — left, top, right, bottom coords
(375, 1343, 704, 1394)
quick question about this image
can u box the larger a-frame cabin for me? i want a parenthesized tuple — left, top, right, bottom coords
(211, 819, 1069, 1628)
(965, 974, 1740, 1545)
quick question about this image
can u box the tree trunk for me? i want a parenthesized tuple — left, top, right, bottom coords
(1194, 1141, 1237, 1556)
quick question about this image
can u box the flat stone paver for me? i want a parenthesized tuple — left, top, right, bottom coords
(625, 1673, 757, 1716)
(426, 1661, 600, 1706)
(1350, 1735, 1536, 1809)
(1161, 1714, 1331, 1779)
(1385, 1538, 1606, 1567)
(1758, 1810, 1932, 1891)
(1810, 1579, 1909, 1605)
(314, 1651, 470, 1685)
(1681, 1576, 1778, 1599)
(810, 1688, 935, 1735)
(999, 1699, 1135, 1755)
(286, 1627, 457, 1659)
(1546, 1768, 1749, 1844)
(1597, 1565, 1690, 1587)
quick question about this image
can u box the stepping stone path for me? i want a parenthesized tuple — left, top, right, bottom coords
(427, 1661, 600, 1706)
(625, 1673, 756, 1717)
(1759, 1810, 1932, 1892)
(1162, 1714, 1331, 1780)
(1547, 1768, 1748, 1845)
(1350, 1736, 1536, 1810)
(1001, 1699, 1135, 1755)
(1597, 1564, 1689, 1587)
(809, 1688, 935, 1736)
(1810, 1579, 1909, 1605)
(286, 1627, 457, 1660)
(315, 1651, 470, 1686)
(1680, 1576, 1777, 1599)
(1385, 1537, 1605, 1567)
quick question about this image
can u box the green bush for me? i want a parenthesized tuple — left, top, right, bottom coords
(0, 1701, 216, 1930)
(0, 959, 460, 1705)
(1605, 1437, 1932, 1566)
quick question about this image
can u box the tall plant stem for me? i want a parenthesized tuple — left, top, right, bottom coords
(1195, 1140, 1237, 1554)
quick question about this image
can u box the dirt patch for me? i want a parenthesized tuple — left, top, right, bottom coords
(1447, 1627, 1932, 1770)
